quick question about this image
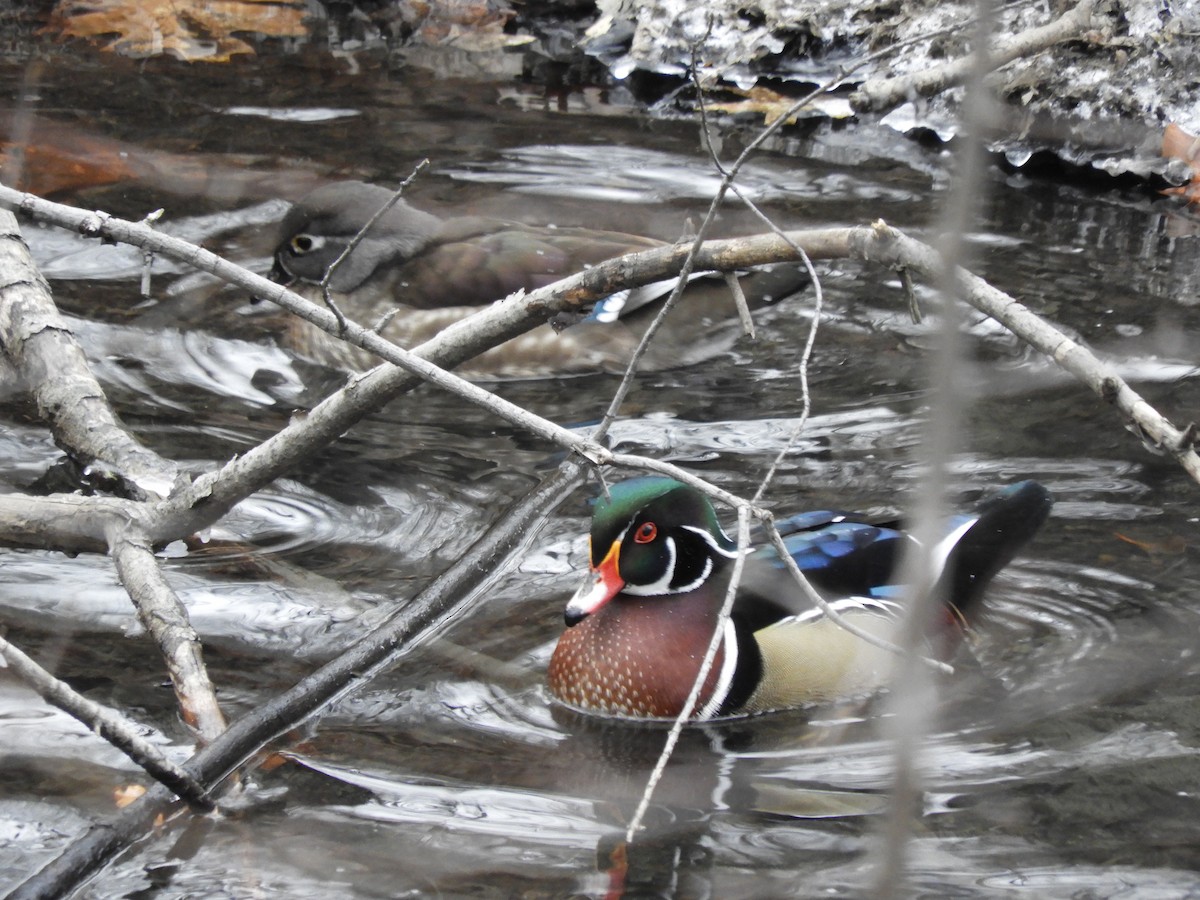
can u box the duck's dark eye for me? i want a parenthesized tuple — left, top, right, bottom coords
(289, 233, 319, 255)
(633, 522, 657, 544)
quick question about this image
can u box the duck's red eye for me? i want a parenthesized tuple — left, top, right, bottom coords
(634, 522, 657, 544)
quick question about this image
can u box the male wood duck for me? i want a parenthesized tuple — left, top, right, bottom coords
(547, 477, 1053, 720)
(269, 181, 808, 378)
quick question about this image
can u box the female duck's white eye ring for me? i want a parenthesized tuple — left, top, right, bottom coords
(289, 233, 324, 255)
(633, 522, 657, 544)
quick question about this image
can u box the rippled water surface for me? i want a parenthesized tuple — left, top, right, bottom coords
(3, 20, 1200, 900)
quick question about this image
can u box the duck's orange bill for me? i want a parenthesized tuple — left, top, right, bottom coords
(564, 540, 624, 625)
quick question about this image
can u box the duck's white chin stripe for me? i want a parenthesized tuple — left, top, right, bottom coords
(696, 618, 739, 720)
(621, 537, 678, 596)
(670, 555, 713, 594)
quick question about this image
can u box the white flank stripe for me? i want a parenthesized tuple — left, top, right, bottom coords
(697, 618, 739, 720)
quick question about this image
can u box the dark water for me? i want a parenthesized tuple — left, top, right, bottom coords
(3, 19, 1200, 899)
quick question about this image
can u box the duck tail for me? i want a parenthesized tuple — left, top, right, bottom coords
(938, 480, 1054, 623)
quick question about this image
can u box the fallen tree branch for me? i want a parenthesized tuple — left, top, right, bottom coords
(0, 209, 178, 499)
(851, 222, 1200, 484)
(1, 194, 1193, 559)
(108, 525, 227, 743)
(0, 491, 137, 554)
(0, 183, 855, 542)
(0, 208, 224, 756)
(9, 459, 588, 900)
(7, 202, 1198, 897)
(0, 633, 213, 810)
(850, 0, 1097, 113)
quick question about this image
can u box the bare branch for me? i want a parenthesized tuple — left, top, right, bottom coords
(0, 633, 212, 809)
(0, 206, 224, 752)
(850, 0, 1097, 114)
(0, 209, 178, 498)
(0, 491, 136, 554)
(872, 4, 1000, 892)
(108, 526, 227, 743)
(850, 224, 1200, 485)
(0, 186, 1192, 545)
(9, 460, 588, 900)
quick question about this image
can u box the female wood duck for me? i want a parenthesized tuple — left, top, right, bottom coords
(547, 477, 1053, 720)
(269, 181, 807, 378)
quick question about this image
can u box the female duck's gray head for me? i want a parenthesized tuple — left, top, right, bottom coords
(272, 181, 443, 293)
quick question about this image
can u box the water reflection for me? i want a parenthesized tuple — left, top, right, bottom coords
(442, 143, 858, 203)
(277, 710, 893, 896)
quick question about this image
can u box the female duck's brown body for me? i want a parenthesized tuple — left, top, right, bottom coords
(269, 181, 808, 378)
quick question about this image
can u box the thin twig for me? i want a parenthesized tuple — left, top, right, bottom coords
(723, 271, 755, 338)
(622, 51, 840, 844)
(592, 38, 747, 441)
(617, 3, 1075, 841)
(590, 225, 714, 442)
(319, 159, 431, 329)
(623, 505, 753, 842)
(724, 185, 824, 503)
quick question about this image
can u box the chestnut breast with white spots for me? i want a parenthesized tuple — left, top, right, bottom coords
(547, 593, 727, 718)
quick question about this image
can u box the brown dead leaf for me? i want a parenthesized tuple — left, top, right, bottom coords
(402, 0, 533, 51)
(704, 86, 852, 125)
(1161, 123, 1200, 206)
(45, 0, 308, 63)
(706, 86, 805, 126)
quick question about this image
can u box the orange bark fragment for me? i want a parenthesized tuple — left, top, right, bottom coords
(259, 752, 291, 772)
(114, 783, 148, 808)
(1114, 531, 1188, 556)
